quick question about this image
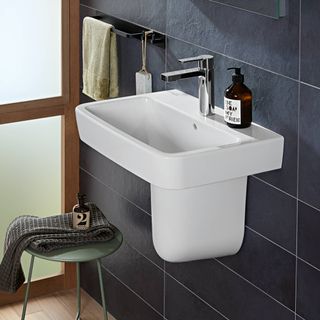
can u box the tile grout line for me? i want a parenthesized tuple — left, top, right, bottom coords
(253, 176, 320, 214)
(213, 259, 296, 315)
(252, 175, 297, 200)
(165, 273, 230, 320)
(296, 314, 307, 320)
(297, 256, 320, 273)
(207, 0, 281, 19)
(294, 0, 302, 317)
(246, 227, 320, 274)
(126, 243, 164, 271)
(245, 226, 295, 257)
(297, 199, 320, 214)
(300, 81, 320, 90)
(80, 167, 152, 216)
(100, 264, 164, 318)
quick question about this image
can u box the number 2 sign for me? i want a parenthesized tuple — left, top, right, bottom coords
(72, 211, 90, 230)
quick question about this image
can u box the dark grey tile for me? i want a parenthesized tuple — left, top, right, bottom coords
(80, 169, 163, 267)
(101, 242, 164, 313)
(297, 259, 320, 320)
(246, 72, 298, 196)
(165, 275, 225, 320)
(80, 0, 166, 33)
(166, 259, 294, 320)
(166, 0, 299, 78)
(80, 142, 151, 214)
(80, 92, 93, 104)
(117, 36, 139, 97)
(299, 84, 320, 210)
(296, 316, 304, 320)
(218, 229, 296, 310)
(298, 201, 320, 270)
(301, 0, 320, 87)
(81, 261, 163, 320)
(166, 37, 299, 195)
(246, 177, 296, 253)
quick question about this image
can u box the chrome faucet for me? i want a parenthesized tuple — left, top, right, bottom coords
(161, 55, 214, 116)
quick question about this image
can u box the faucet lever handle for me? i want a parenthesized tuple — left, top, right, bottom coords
(179, 55, 213, 64)
(179, 55, 213, 70)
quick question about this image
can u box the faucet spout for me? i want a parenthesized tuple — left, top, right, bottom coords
(161, 67, 204, 82)
(160, 55, 214, 117)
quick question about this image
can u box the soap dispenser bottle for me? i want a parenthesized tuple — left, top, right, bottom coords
(224, 67, 252, 128)
(72, 193, 90, 230)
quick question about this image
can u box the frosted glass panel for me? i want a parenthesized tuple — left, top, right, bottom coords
(0, 0, 62, 104)
(0, 117, 62, 279)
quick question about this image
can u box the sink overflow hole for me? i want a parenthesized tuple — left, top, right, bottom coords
(193, 123, 198, 130)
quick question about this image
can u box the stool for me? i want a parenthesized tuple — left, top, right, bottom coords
(21, 229, 123, 320)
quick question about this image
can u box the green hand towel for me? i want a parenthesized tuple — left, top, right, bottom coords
(82, 17, 119, 100)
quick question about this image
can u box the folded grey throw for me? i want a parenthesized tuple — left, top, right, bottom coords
(0, 203, 115, 293)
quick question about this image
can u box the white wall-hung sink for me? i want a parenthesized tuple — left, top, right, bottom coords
(76, 90, 284, 262)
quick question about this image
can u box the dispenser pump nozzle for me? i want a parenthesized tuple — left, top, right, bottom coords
(227, 67, 244, 84)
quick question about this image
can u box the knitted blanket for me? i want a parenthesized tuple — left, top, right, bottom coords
(0, 203, 115, 293)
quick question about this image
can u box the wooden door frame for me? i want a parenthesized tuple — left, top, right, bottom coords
(0, 0, 80, 305)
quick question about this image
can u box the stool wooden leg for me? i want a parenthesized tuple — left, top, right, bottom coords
(21, 255, 35, 320)
(76, 262, 81, 320)
(97, 259, 108, 320)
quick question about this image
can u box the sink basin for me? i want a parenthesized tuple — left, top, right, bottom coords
(76, 90, 284, 262)
(76, 90, 283, 189)
(85, 95, 238, 153)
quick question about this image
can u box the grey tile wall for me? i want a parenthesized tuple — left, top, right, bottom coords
(218, 230, 296, 309)
(299, 85, 320, 210)
(166, 0, 299, 78)
(101, 242, 164, 313)
(246, 177, 297, 253)
(80, 0, 166, 33)
(165, 275, 226, 320)
(297, 260, 320, 320)
(81, 260, 164, 320)
(166, 258, 294, 320)
(301, 0, 320, 87)
(79, 1, 320, 319)
(298, 202, 320, 270)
